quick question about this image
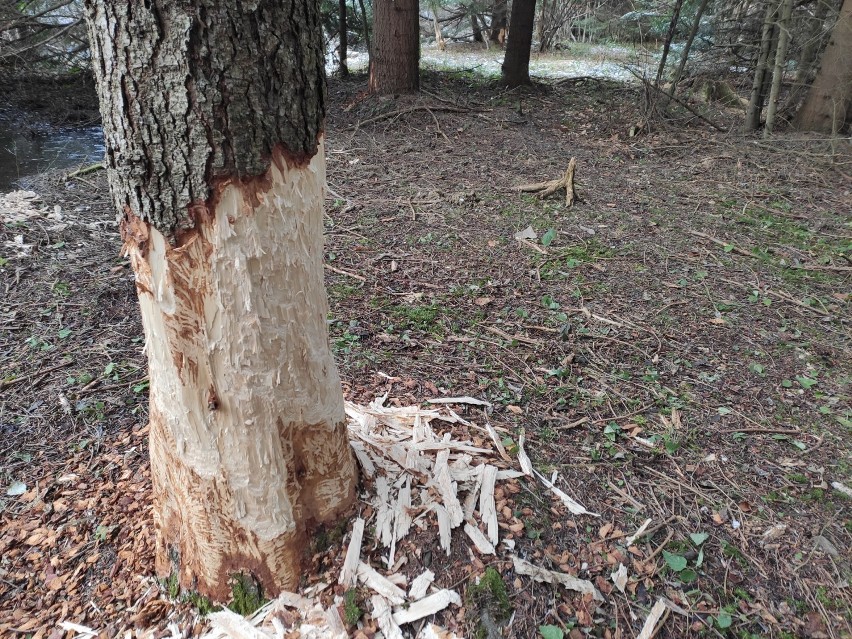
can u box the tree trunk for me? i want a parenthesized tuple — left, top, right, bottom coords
(668, 0, 711, 97)
(83, 0, 358, 602)
(764, 0, 794, 135)
(358, 0, 372, 58)
(795, 0, 852, 133)
(472, 14, 484, 41)
(502, 0, 536, 87)
(746, 2, 777, 131)
(490, 0, 508, 44)
(369, 0, 420, 94)
(340, 0, 349, 77)
(654, 0, 685, 87)
(785, 0, 831, 112)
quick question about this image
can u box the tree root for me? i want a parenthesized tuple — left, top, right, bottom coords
(516, 157, 577, 206)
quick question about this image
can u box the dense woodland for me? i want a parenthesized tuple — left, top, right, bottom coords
(0, 0, 850, 638)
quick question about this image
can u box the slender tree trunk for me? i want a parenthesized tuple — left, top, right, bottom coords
(746, 2, 777, 131)
(472, 14, 484, 41)
(369, 0, 420, 93)
(795, 0, 852, 132)
(655, 0, 685, 87)
(490, 0, 508, 44)
(537, 0, 548, 51)
(764, 0, 794, 135)
(358, 0, 371, 57)
(668, 0, 710, 97)
(502, 0, 536, 86)
(433, 7, 446, 51)
(83, 0, 358, 601)
(339, 0, 349, 77)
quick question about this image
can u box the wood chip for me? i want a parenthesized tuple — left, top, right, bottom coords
(517, 430, 533, 476)
(512, 555, 604, 601)
(533, 469, 597, 516)
(485, 422, 512, 462)
(611, 563, 628, 593)
(636, 599, 668, 639)
(464, 522, 495, 554)
(409, 569, 436, 600)
(426, 396, 492, 407)
(433, 450, 464, 527)
(338, 517, 365, 587)
(625, 517, 652, 546)
(207, 609, 270, 639)
(392, 589, 462, 626)
(394, 480, 412, 541)
(435, 504, 452, 555)
(479, 464, 499, 545)
(357, 562, 406, 605)
(371, 595, 404, 639)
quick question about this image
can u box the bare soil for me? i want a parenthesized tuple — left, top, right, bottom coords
(1, 71, 850, 638)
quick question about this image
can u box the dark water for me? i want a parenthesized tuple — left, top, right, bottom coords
(0, 125, 105, 192)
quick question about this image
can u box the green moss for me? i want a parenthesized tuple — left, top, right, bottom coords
(466, 567, 512, 639)
(229, 573, 266, 616)
(343, 588, 363, 626)
(186, 591, 221, 616)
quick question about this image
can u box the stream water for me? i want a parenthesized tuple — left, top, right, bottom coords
(0, 123, 105, 193)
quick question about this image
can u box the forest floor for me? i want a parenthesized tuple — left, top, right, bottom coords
(1, 71, 851, 639)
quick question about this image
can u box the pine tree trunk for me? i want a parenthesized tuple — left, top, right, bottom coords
(764, 0, 794, 135)
(490, 0, 508, 44)
(340, 0, 349, 77)
(746, 2, 777, 132)
(369, 0, 420, 94)
(84, 0, 358, 601)
(795, 0, 852, 133)
(472, 14, 484, 41)
(502, 0, 537, 86)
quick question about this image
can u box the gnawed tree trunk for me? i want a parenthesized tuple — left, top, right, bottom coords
(795, 0, 852, 132)
(472, 14, 484, 41)
(502, 0, 536, 86)
(84, 0, 358, 601)
(370, 0, 420, 93)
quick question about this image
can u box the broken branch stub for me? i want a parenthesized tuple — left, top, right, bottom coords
(515, 158, 578, 207)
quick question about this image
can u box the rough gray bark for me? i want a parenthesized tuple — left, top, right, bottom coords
(84, 0, 326, 239)
(795, 0, 852, 132)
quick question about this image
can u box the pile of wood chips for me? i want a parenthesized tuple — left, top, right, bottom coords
(192, 396, 600, 639)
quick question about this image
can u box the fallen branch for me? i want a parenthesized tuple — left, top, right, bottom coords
(688, 230, 756, 258)
(65, 162, 105, 180)
(351, 104, 476, 130)
(516, 157, 578, 207)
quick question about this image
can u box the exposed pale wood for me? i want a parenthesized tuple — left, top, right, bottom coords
(464, 523, 496, 554)
(339, 518, 365, 587)
(479, 465, 499, 545)
(485, 422, 512, 462)
(418, 624, 463, 639)
(409, 569, 436, 600)
(392, 589, 462, 625)
(534, 469, 597, 516)
(371, 595, 404, 639)
(426, 396, 492, 407)
(435, 504, 452, 554)
(207, 609, 270, 639)
(637, 599, 668, 639)
(357, 562, 406, 605)
(512, 555, 604, 601)
(433, 450, 465, 527)
(517, 430, 534, 476)
(625, 517, 653, 546)
(394, 479, 413, 541)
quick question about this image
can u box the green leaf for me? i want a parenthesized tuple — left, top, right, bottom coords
(690, 532, 709, 546)
(696, 546, 704, 568)
(781, 379, 793, 388)
(796, 375, 818, 389)
(541, 228, 556, 247)
(749, 363, 764, 375)
(723, 244, 734, 253)
(0, 257, 7, 266)
(58, 328, 72, 339)
(680, 567, 698, 583)
(603, 422, 621, 442)
(717, 407, 732, 415)
(716, 611, 733, 629)
(539, 625, 564, 639)
(103, 362, 116, 377)
(662, 550, 687, 572)
(791, 439, 807, 451)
